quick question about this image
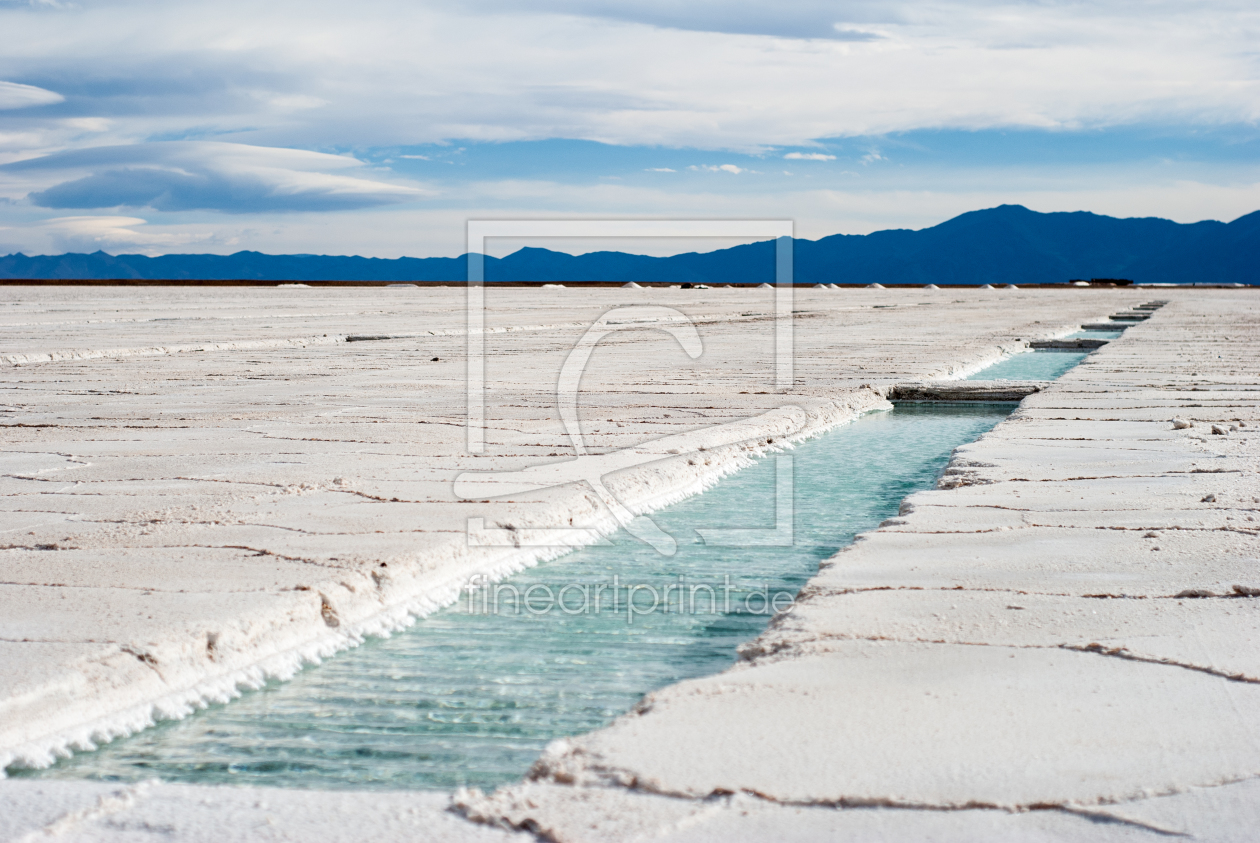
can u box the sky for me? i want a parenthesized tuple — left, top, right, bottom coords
(0, 0, 1257, 258)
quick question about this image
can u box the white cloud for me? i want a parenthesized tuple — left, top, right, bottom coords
(35, 215, 215, 254)
(0, 1, 1256, 154)
(784, 152, 835, 161)
(0, 80, 63, 110)
(443, 0, 891, 41)
(1, 141, 431, 213)
(260, 94, 329, 113)
(833, 23, 883, 39)
(645, 167, 676, 172)
(0, 119, 121, 168)
(59, 118, 111, 133)
(862, 151, 885, 164)
(690, 164, 745, 174)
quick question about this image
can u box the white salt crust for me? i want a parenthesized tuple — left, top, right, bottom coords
(458, 292, 1260, 840)
(0, 387, 887, 772)
(3, 284, 1178, 839)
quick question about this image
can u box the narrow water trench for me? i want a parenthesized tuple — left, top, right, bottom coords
(965, 350, 1088, 381)
(20, 344, 1104, 791)
(18, 405, 1014, 790)
(962, 327, 1116, 382)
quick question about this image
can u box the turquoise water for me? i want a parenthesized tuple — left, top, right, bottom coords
(966, 350, 1090, 381)
(1067, 330, 1123, 340)
(18, 404, 1014, 791)
(965, 329, 1115, 381)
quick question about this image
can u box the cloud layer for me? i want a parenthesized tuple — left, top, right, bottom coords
(1, 0, 1257, 156)
(3, 142, 427, 213)
(33, 215, 212, 252)
(0, 80, 63, 110)
(441, 0, 892, 40)
(0, 0, 1256, 256)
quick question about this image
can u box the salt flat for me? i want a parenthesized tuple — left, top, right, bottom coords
(1, 284, 1256, 840)
(463, 290, 1260, 841)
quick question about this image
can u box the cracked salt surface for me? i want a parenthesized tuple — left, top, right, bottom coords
(6, 287, 1258, 839)
(458, 296, 1260, 840)
(17, 404, 1012, 790)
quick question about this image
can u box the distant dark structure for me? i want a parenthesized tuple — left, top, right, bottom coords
(1, 205, 1256, 285)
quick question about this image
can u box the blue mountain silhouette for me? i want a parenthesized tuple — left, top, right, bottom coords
(1, 205, 1255, 284)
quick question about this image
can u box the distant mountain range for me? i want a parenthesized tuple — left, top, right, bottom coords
(2, 205, 1256, 284)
